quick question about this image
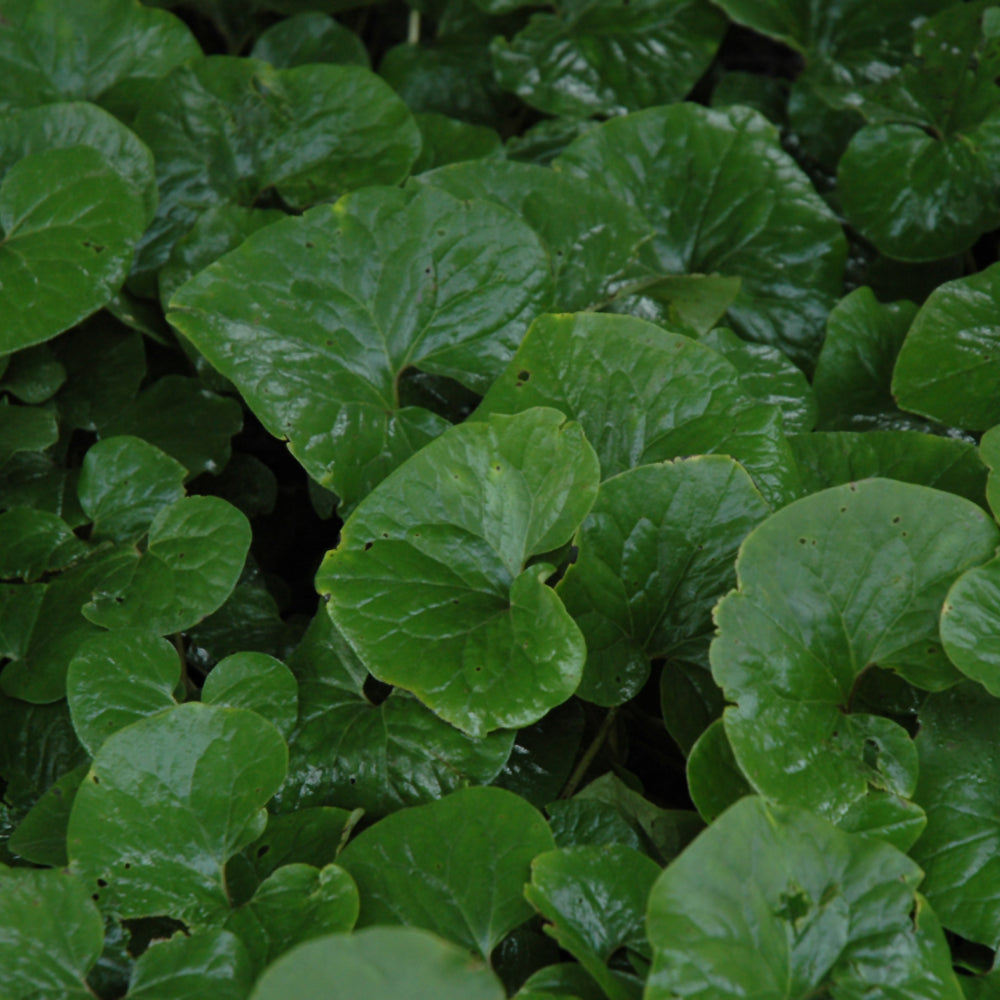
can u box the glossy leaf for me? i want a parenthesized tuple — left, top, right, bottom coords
(940, 557, 1000, 697)
(892, 265, 1000, 431)
(0, 343, 66, 404)
(275, 609, 513, 818)
(0, 508, 88, 582)
(711, 479, 998, 845)
(250, 11, 369, 68)
(410, 159, 651, 312)
(67, 629, 180, 757)
(474, 312, 801, 508)
(169, 185, 552, 511)
(685, 718, 752, 823)
(127, 929, 254, 1000)
(911, 684, 1000, 947)
(557, 457, 769, 705)
(82, 496, 252, 635)
(241, 807, 358, 881)
(411, 112, 503, 173)
(318, 408, 598, 736)
(790, 431, 988, 507)
(0, 866, 104, 1000)
(202, 652, 298, 739)
(131, 57, 420, 285)
(248, 927, 505, 1000)
(645, 796, 964, 999)
(77, 436, 186, 544)
(0, 0, 199, 118)
(225, 863, 359, 976)
(982, 424, 1000, 519)
(339, 786, 555, 959)
(8, 763, 86, 867)
(491, 0, 725, 117)
(554, 103, 846, 365)
(0, 146, 147, 354)
(68, 702, 288, 926)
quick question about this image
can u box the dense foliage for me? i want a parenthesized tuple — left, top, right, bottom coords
(4, 0, 1000, 995)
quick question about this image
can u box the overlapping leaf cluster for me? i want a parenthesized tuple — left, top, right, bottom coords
(4, 0, 1000, 996)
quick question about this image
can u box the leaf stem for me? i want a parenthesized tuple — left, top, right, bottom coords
(407, 10, 420, 44)
(559, 706, 618, 798)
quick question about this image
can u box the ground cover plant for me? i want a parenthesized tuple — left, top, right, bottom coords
(6, 0, 1000, 995)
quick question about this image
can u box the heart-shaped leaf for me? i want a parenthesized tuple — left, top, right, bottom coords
(318, 407, 599, 737)
(646, 797, 963, 999)
(338, 786, 555, 959)
(554, 104, 846, 366)
(169, 185, 553, 512)
(68, 702, 287, 926)
(557, 456, 769, 705)
(712, 479, 998, 845)
(202, 652, 298, 740)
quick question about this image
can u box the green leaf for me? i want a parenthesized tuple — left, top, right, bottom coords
(659, 658, 724, 755)
(554, 104, 846, 366)
(0, 146, 147, 354)
(100, 375, 244, 479)
(645, 797, 964, 999)
(68, 702, 287, 926)
(126, 928, 253, 1000)
(940, 557, 1000, 697)
(411, 113, 503, 173)
(276, 609, 513, 818)
(700, 328, 817, 434)
(526, 846, 660, 1000)
(0, 867, 104, 1000)
(685, 719, 752, 823)
(474, 312, 800, 508)
(518, 962, 606, 999)
(410, 159, 651, 313)
(1, 547, 138, 703)
(558, 457, 769, 705)
(0, 507, 89, 582)
(131, 57, 420, 285)
(712, 480, 998, 844)
(66, 629, 180, 757)
(812, 288, 920, 430)
(547, 800, 647, 855)
(491, 0, 725, 117)
(339, 786, 555, 959)
(225, 863, 359, 976)
(624, 274, 742, 337)
(77, 436, 187, 544)
(169, 185, 553, 512)
(0, 0, 199, 119)
(8, 763, 87, 867)
(250, 11, 369, 68)
(202, 652, 298, 740)
(82, 495, 252, 635)
(0, 343, 66, 404)
(790, 431, 988, 507)
(0, 403, 57, 464)
(982, 424, 1000, 520)
(911, 683, 1000, 947)
(248, 927, 505, 1000)
(892, 265, 1000, 431)
(318, 408, 598, 737)
(241, 807, 359, 881)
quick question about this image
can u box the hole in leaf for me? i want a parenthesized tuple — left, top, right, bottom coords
(97, 878, 108, 888)
(516, 370, 531, 383)
(363, 541, 373, 550)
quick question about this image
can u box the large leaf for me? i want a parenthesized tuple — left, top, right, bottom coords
(892, 265, 1000, 431)
(525, 846, 661, 1000)
(645, 797, 964, 999)
(911, 684, 1000, 948)
(409, 159, 651, 312)
(0, 867, 104, 1000)
(126, 929, 253, 1000)
(248, 927, 505, 1000)
(131, 57, 420, 286)
(554, 104, 846, 366)
(474, 312, 800, 508)
(711, 479, 998, 846)
(338, 786, 555, 959)
(318, 408, 598, 737)
(275, 610, 513, 818)
(0, 0, 199, 119)
(250, 11, 369, 69)
(68, 703, 287, 926)
(557, 456, 769, 705)
(0, 146, 147, 354)
(169, 184, 553, 512)
(491, 0, 725, 117)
